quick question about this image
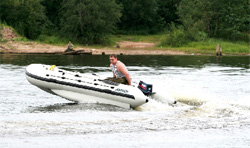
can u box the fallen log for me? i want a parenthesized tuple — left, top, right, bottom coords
(63, 49, 92, 55)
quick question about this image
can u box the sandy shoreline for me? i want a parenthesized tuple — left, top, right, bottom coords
(1, 27, 249, 56)
(1, 41, 249, 56)
(0, 41, 189, 55)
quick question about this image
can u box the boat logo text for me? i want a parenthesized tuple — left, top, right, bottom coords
(115, 88, 128, 94)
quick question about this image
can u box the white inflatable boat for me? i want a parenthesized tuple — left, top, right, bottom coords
(25, 64, 176, 109)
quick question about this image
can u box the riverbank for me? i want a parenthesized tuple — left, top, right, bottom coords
(1, 40, 249, 56)
(1, 25, 249, 55)
(0, 40, 189, 55)
(0, 26, 249, 55)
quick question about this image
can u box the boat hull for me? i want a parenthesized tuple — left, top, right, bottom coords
(25, 64, 148, 108)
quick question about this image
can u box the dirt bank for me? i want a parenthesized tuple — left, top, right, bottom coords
(1, 27, 249, 56)
(0, 26, 19, 40)
(0, 26, 188, 55)
(0, 40, 187, 55)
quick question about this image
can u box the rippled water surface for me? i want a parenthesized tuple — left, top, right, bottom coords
(0, 54, 250, 147)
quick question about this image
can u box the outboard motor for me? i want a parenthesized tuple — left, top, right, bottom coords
(138, 81, 153, 96)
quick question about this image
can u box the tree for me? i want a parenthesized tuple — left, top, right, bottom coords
(0, 0, 49, 39)
(157, 0, 181, 26)
(41, 0, 62, 34)
(177, 0, 250, 41)
(177, 0, 209, 41)
(116, 0, 164, 34)
(213, 0, 249, 40)
(60, 0, 121, 44)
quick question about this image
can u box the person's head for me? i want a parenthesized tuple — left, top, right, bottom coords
(109, 54, 117, 65)
(69, 41, 71, 44)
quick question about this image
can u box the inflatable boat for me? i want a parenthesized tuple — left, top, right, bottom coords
(25, 64, 176, 108)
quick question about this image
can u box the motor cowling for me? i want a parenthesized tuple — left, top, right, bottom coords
(138, 81, 153, 96)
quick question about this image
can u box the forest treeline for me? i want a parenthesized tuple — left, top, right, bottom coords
(0, 0, 249, 45)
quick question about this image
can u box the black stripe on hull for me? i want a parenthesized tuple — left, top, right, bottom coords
(25, 71, 135, 100)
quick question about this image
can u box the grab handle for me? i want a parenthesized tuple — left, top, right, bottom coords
(49, 65, 56, 71)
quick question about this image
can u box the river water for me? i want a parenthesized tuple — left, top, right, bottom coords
(0, 54, 250, 147)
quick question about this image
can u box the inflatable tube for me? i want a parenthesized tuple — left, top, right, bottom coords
(25, 64, 149, 109)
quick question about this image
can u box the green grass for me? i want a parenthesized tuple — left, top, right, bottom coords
(110, 34, 165, 43)
(1, 24, 249, 55)
(179, 39, 249, 54)
(109, 34, 249, 55)
(12, 37, 29, 41)
(155, 35, 249, 54)
(36, 35, 70, 45)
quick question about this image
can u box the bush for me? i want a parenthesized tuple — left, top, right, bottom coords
(194, 31, 208, 42)
(12, 37, 29, 42)
(160, 24, 186, 47)
(37, 35, 68, 45)
(0, 24, 2, 40)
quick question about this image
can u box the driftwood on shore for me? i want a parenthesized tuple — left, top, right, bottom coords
(216, 43, 219, 56)
(216, 43, 222, 56)
(63, 49, 92, 55)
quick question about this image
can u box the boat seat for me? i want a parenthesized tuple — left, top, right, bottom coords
(99, 79, 119, 86)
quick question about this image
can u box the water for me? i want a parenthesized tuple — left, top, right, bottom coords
(0, 54, 250, 147)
